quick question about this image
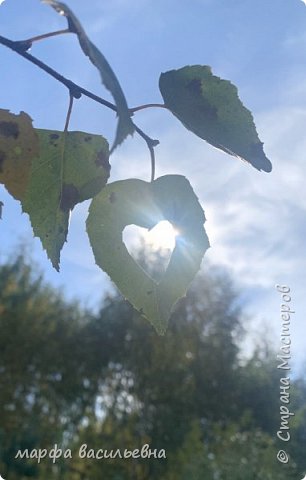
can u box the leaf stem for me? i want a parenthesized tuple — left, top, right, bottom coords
(25, 29, 70, 44)
(133, 125, 159, 182)
(150, 146, 156, 183)
(130, 103, 168, 114)
(64, 93, 74, 132)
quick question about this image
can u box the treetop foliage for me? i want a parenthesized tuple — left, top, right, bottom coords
(0, 254, 304, 479)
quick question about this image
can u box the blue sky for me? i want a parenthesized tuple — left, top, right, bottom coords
(1, 0, 306, 371)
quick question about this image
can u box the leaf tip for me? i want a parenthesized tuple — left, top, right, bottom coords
(53, 262, 60, 273)
(248, 142, 272, 173)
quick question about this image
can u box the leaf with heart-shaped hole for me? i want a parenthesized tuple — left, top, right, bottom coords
(86, 175, 209, 334)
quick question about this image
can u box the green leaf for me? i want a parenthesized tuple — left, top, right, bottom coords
(0, 110, 110, 270)
(86, 175, 209, 334)
(43, 0, 135, 152)
(24, 130, 110, 271)
(159, 65, 272, 172)
(0, 109, 39, 199)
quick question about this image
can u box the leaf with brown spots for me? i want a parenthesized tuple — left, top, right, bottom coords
(0, 109, 39, 198)
(0, 108, 110, 269)
(23, 130, 110, 270)
(159, 66, 272, 172)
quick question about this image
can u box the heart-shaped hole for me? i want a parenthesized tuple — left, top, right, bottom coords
(123, 220, 179, 279)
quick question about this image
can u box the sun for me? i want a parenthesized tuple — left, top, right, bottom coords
(145, 220, 178, 250)
(123, 221, 179, 253)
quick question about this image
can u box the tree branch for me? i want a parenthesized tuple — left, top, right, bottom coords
(0, 34, 159, 179)
(1, 35, 97, 102)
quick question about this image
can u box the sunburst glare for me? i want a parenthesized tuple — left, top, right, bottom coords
(123, 221, 179, 253)
(146, 220, 178, 250)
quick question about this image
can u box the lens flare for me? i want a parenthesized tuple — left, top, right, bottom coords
(146, 220, 178, 250)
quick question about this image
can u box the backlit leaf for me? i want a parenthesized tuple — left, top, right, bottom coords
(159, 65, 272, 172)
(0, 110, 110, 270)
(24, 130, 110, 270)
(87, 175, 209, 334)
(43, 0, 134, 152)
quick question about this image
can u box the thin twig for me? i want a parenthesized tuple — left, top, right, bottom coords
(0, 34, 160, 179)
